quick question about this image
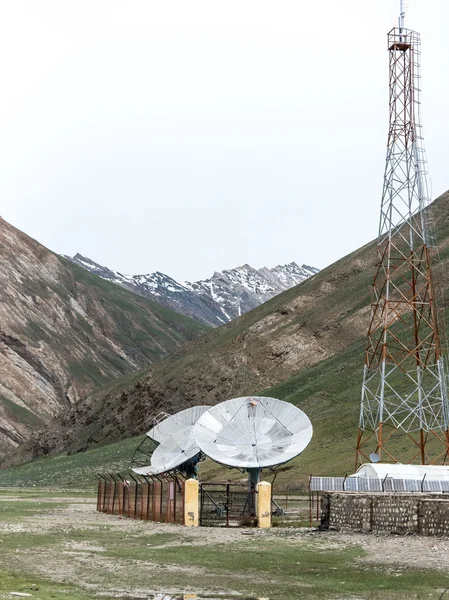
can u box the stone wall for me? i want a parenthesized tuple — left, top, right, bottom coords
(321, 492, 371, 532)
(419, 499, 449, 536)
(321, 492, 449, 536)
(371, 495, 419, 534)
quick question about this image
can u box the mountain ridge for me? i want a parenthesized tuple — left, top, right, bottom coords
(66, 254, 319, 326)
(0, 216, 207, 460)
(20, 190, 449, 467)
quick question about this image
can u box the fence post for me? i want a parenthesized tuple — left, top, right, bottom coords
(309, 475, 313, 527)
(97, 476, 105, 512)
(117, 474, 126, 515)
(153, 479, 162, 521)
(421, 473, 426, 493)
(103, 476, 108, 512)
(183, 478, 199, 527)
(168, 480, 175, 523)
(123, 478, 130, 517)
(106, 477, 113, 514)
(256, 481, 271, 529)
(199, 483, 204, 527)
(111, 474, 118, 514)
(180, 478, 185, 525)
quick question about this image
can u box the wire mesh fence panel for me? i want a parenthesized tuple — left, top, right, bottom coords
(128, 484, 136, 518)
(135, 484, 143, 519)
(199, 484, 256, 527)
(200, 485, 228, 526)
(229, 489, 255, 524)
(123, 482, 130, 516)
(107, 481, 115, 514)
(271, 493, 310, 523)
(140, 483, 149, 520)
(161, 492, 169, 522)
(116, 482, 124, 514)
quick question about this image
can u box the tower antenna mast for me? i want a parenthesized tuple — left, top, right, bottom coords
(355, 12, 449, 468)
(399, 0, 406, 31)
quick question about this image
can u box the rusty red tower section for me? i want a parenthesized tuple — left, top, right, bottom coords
(355, 22, 449, 469)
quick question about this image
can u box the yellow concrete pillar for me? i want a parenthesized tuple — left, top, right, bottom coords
(184, 478, 199, 527)
(256, 481, 272, 528)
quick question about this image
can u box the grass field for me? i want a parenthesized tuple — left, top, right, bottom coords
(0, 490, 448, 600)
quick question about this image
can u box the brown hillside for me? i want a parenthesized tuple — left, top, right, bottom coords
(14, 190, 449, 463)
(0, 217, 207, 459)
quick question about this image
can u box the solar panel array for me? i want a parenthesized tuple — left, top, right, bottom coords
(309, 476, 449, 493)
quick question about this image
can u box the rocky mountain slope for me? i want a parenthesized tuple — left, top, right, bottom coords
(67, 254, 319, 327)
(21, 189, 449, 467)
(0, 217, 207, 460)
(6, 191, 449, 478)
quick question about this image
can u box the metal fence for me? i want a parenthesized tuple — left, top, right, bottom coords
(97, 473, 185, 524)
(270, 492, 310, 523)
(199, 483, 256, 527)
(309, 476, 449, 493)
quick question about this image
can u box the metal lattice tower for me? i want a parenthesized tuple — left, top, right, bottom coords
(355, 12, 449, 468)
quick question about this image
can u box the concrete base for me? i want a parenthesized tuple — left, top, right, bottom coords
(184, 478, 199, 527)
(256, 481, 272, 528)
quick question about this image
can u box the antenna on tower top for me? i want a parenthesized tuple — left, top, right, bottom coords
(399, 0, 406, 31)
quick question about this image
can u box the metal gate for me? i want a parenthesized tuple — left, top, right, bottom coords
(199, 483, 256, 527)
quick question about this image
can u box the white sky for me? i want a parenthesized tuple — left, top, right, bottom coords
(1, 1, 448, 282)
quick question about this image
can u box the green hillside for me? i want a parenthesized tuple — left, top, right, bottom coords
(2, 310, 448, 489)
(0, 337, 365, 488)
(3, 190, 449, 486)
(0, 334, 421, 488)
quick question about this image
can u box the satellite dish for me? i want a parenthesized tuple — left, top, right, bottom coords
(149, 435, 200, 473)
(194, 396, 313, 469)
(132, 405, 210, 476)
(146, 412, 172, 443)
(370, 452, 380, 463)
(132, 464, 159, 476)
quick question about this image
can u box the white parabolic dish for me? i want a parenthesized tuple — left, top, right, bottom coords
(132, 405, 210, 476)
(194, 396, 313, 469)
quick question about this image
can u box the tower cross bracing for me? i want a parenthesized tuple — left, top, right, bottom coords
(355, 27, 449, 468)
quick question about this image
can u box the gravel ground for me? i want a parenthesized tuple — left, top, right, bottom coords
(1, 494, 449, 599)
(2, 495, 449, 570)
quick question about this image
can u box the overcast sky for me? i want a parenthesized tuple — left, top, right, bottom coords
(1, 1, 448, 282)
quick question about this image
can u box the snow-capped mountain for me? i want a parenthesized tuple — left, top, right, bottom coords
(66, 254, 319, 327)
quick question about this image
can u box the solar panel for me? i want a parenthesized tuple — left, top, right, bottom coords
(193, 396, 313, 469)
